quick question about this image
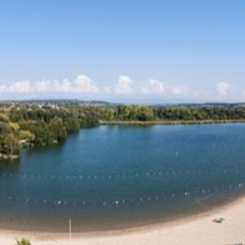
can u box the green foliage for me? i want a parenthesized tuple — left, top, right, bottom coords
(19, 130, 35, 147)
(114, 105, 154, 121)
(136, 106, 154, 121)
(48, 117, 67, 142)
(31, 121, 52, 147)
(14, 238, 31, 245)
(2, 102, 245, 158)
(64, 116, 80, 133)
(0, 113, 10, 122)
(0, 122, 12, 134)
(2, 133, 21, 155)
(99, 104, 245, 123)
(103, 108, 116, 121)
(78, 107, 100, 127)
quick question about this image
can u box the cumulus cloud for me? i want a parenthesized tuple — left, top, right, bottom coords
(141, 79, 165, 95)
(0, 75, 100, 95)
(114, 76, 133, 94)
(74, 75, 99, 94)
(0, 80, 32, 93)
(216, 82, 230, 96)
(171, 86, 188, 96)
(34, 80, 52, 93)
(0, 75, 242, 102)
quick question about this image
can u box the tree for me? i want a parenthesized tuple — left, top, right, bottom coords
(0, 113, 10, 122)
(136, 106, 154, 121)
(32, 122, 52, 146)
(64, 116, 80, 133)
(0, 122, 12, 134)
(19, 130, 35, 147)
(48, 117, 67, 142)
(3, 133, 21, 155)
(103, 108, 116, 121)
(14, 238, 31, 245)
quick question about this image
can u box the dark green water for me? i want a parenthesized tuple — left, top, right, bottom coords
(1, 124, 245, 232)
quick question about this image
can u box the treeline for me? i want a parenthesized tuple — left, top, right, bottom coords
(100, 104, 245, 121)
(1, 103, 245, 158)
(0, 106, 99, 158)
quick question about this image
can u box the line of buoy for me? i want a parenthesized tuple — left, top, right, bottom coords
(0, 183, 243, 207)
(0, 169, 241, 181)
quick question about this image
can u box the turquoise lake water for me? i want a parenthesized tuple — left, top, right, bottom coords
(1, 124, 245, 231)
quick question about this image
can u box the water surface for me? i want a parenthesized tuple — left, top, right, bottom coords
(0, 124, 245, 231)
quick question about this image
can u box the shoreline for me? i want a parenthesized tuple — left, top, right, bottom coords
(99, 119, 245, 126)
(1, 120, 245, 161)
(0, 153, 19, 160)
(1, 195, 245, 245)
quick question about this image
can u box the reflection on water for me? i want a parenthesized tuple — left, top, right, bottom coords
(0, 124, 245, 231)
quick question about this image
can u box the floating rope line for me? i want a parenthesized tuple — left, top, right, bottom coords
(0, 169, 241, 181)
(195, 194, 236, 209)
(0, 183, 243, 207)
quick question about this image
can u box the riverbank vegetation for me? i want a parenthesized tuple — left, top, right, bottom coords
(0, 105, 99, 159)
(1, 102, 245, 159)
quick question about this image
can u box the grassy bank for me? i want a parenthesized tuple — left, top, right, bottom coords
(99, 119, 245, 126)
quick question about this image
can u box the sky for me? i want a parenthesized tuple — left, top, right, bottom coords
(0, 0, 245, 103)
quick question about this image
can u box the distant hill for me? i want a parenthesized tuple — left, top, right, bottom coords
(1, 99, 245, 108)
(0, 99, 117, 107)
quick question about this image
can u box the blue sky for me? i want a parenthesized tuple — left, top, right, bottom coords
(0, 0, 245, 103)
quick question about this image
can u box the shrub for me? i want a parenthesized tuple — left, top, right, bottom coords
(14, 238, 31, 245)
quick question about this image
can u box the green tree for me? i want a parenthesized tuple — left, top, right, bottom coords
(3, 133, 21, 155)
(19, 130, 35, 147)
(0, 113, 10, 122)
(64, 116, 80, 133)
(48, 117, 67, 142)
(103, 108, 116, 121)
(0, 122, 12, 134)
(14, 238, 31, 245)
(30, 121, 52, 147)
(136, 106, 154, 121)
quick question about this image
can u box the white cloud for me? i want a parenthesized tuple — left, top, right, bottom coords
(216, 82, 230, 96)
(171, 88, 182, 95)
(74, 75, 99, 94)
(34, 80, 52, 93)
(0, 75, 243, 102)
(141, 79, 165, 95)
(0, 85, 6, 93)
(114, 76, 133, 94)
(242, 90, 245, 99)
(0, 75, 100, 95)
(171, 86, 189, 96)
(1, 80, 32, 93)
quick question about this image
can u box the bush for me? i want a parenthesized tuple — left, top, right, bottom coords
(14, 238, 31, 245)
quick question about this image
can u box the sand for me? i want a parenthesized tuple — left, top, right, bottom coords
(1, 198, 245, 245)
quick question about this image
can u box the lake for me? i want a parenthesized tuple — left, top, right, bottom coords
(1, 124, 245, 232)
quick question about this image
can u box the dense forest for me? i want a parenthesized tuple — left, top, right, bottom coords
(1, 102, 245, 158)
(101, 104, 245, 121)
(0, 105, 99, 158)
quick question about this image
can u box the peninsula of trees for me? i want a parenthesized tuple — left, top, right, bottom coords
(1, 101, 245, 159)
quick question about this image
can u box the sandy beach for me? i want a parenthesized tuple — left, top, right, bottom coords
(1, 197, 245, 245)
